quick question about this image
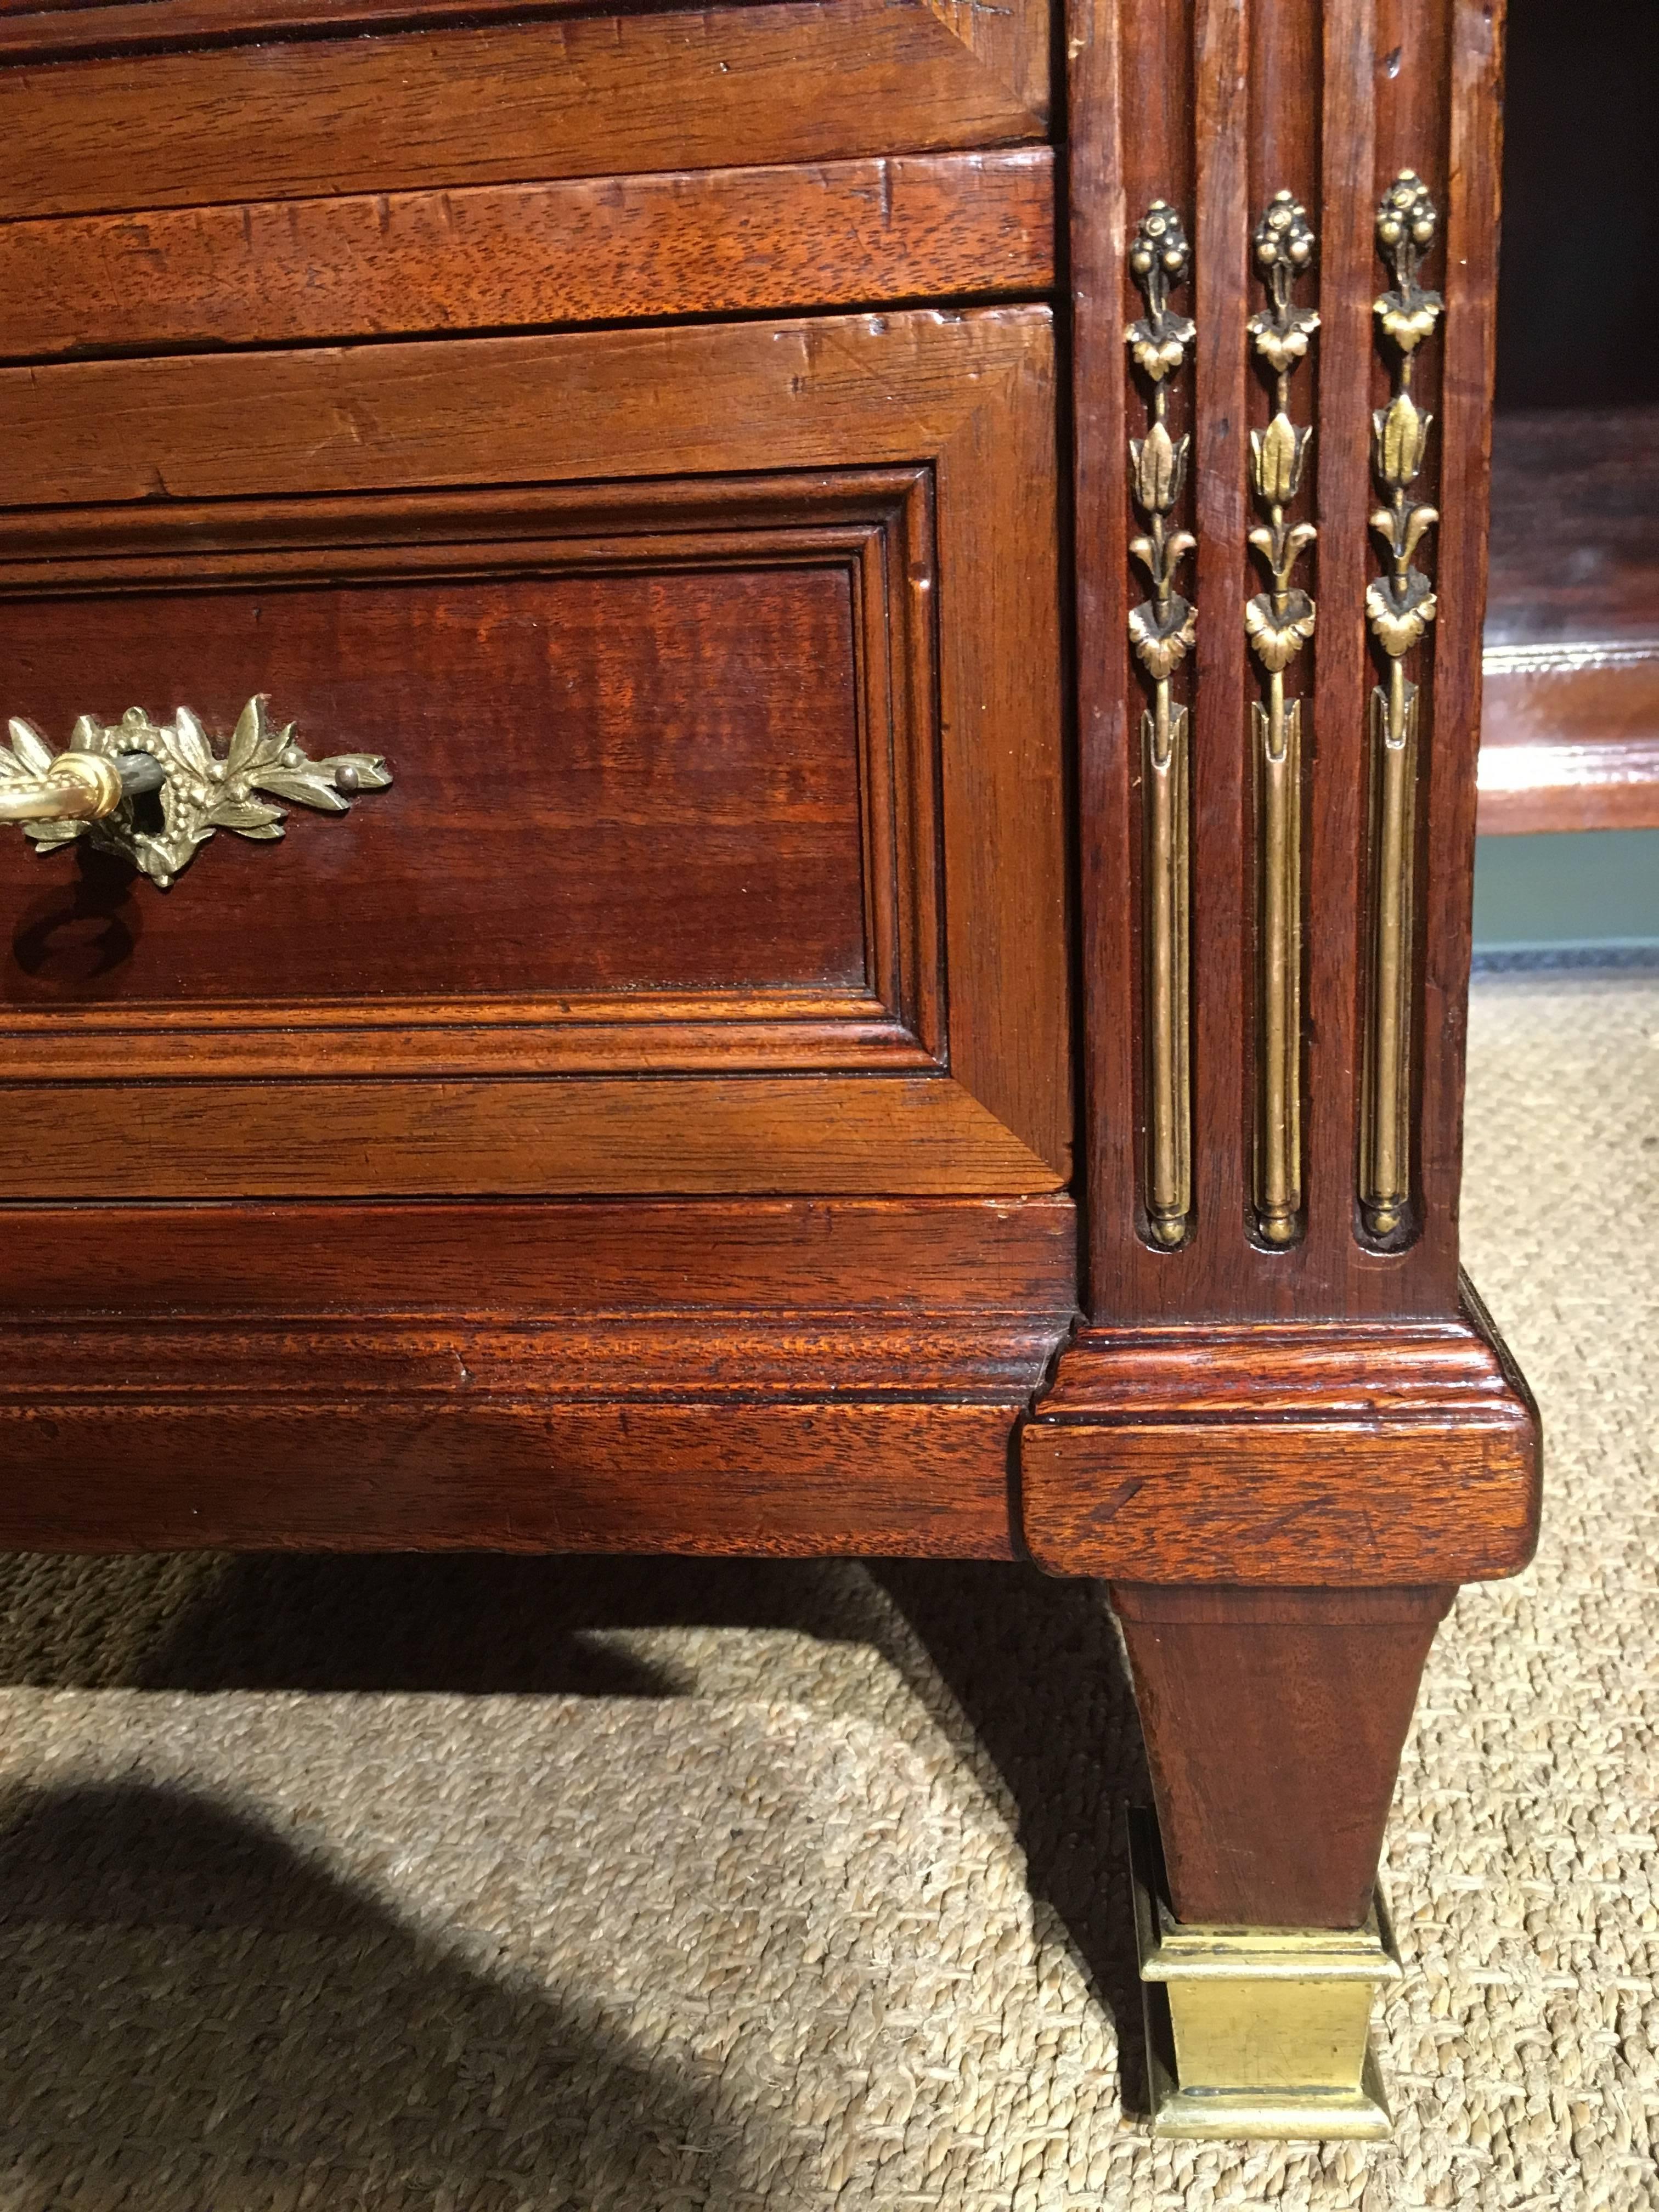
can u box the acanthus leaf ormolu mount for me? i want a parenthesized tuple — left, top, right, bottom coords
(1122, 179, 1441, 1255)
(1364, 170, 1443, 1243)
(1125, 200, 1197, 1251)
(1246, 189, 1319, 1249)
(0, 694, 391, 888)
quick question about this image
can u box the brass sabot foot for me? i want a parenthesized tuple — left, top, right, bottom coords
(1128, 1807, 1402, 2143)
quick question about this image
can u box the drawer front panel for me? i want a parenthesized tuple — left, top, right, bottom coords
(3, 150, 1054, 364)
(0, 309, 1069, 1197)
(0, 0, 1048, 220)
(1, 565, 866, 1007)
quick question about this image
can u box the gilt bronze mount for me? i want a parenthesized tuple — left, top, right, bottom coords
(1362, 171, 1442, 1242)
(1126, 201, 1197, 1251)
(0, 695, 391, 889)
(1130, 1808, 1403, 2142)
(1246, 190, 1319, 1249)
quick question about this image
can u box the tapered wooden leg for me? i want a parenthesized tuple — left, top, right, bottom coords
(1110, 1583, 1454, 1928)
(1108, 1582, 1453, 2140)
(1019, 1306, 1537, 2137)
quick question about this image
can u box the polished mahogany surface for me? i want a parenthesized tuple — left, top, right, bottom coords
(2, 567, 869, 1006)
(1112, 1583, 1454, 1924)
(0, 0, 1049, 216)
(0, 0, 1542, 1945)
(0, 311, 1070, 1201)
(0, 151, 1056, 360)
(1479, 408, 1659, 833)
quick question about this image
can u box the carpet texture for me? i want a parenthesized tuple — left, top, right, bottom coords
(0, 967, 1652, 2211)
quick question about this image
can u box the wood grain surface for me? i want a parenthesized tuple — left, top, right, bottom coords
(1, 309, 1069, 1187)
(1483, 407, 1659, 647)
(0, 567, 870, 1005)
(0, 1187, 1073, 1549)
(0, 1075, 1065, 1197)
(1021, 1282, 1541, 1583)
(1028, 1420, 1537, 1583)
(0, 1000, 936, 1084)
(1113, 1582, 1454, 1925)
(0, 469, 939, 1080)
(0, 1312, 1075, 1556)
(0, 0, 1049, 114)
(0, 306, 1051, 508)
(0, 1194, 1079, 1319)
(1415, 0, 1498, 1290)
(0, 0, 1047, 222)
(0, 150, 1055, 361)
(0, 1317, 1064, 1400)
(0, 1399, 1025, 1558)
(1478, 405, 1659, 832)
(0, 0, 792, 59)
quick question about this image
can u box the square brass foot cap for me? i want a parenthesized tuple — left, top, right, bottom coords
(1127, 1806, 1403, 2143)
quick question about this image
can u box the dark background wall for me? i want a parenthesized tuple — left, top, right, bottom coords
(1497, 0, 1659, 411)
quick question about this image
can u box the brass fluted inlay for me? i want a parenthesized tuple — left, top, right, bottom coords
(1362, 171, 1442, 1240)
(1127, 201, 1197, 1250)
(1246, 190, 1319, 1249)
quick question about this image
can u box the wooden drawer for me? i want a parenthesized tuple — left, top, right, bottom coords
(0, 0, 1048, 224)
(0, 308, 1069, 1202)
(0, 1, 1056, 363)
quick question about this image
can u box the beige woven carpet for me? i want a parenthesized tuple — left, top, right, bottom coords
(0, 967, 1653, 2211)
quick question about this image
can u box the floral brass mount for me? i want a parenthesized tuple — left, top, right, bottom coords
(1363, 172, 1442, 1242)
(1246, 190, 1319, 1248)
(0, 696, 392, 889)
(1127, 200, 1197, 1251)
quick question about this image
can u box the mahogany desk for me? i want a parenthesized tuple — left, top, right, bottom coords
(0, 0, 1539, 2141)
